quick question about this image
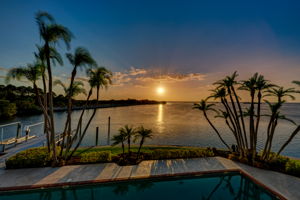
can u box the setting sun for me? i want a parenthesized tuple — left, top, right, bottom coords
(156, 87, 165, 95)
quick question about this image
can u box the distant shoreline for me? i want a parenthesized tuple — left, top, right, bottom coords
(54, 100, 167, 112)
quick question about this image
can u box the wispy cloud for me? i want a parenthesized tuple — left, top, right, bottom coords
(112, 67, 206, 87)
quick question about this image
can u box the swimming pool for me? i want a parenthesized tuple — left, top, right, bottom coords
(0, 172, 280, 200)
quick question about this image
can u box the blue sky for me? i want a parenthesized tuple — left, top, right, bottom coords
(0, 0, 300, 101)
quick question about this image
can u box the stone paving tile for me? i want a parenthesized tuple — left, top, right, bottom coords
(0, 157, 300, 200)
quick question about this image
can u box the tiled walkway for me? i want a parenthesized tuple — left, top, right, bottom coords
(0, 157, 299, 199)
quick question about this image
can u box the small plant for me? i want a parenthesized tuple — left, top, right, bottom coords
(134, 126, 153, 159)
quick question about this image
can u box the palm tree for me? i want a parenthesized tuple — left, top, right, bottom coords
(253, 75, 274, 156)
(193, 99, 230, 150)
(66, 66, 112, 160)
(119, 125, 136, 154)
(240, 73, 258, 154)
(65, 47, 96, 145)
(214, 72, 247, 150)
(134, 126, 153, 159)
(54, 80, 86, 98)
(264, 87, 296, 102)
(262, 100, 296, 159)
(112, 132, 127, 156)
(6, 63, 53, 150)
(36, 11, 73, 163)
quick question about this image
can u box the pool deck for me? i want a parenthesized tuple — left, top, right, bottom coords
(0, 157, 299, 199)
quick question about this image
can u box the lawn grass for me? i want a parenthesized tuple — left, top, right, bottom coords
(73, 145, 212, 157)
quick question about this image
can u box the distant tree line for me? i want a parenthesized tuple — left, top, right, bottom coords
(0, 84, 165, 118)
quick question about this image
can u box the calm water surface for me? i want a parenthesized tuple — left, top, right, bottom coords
(1, 103, 300, 157)
(0, 173, 278, 200)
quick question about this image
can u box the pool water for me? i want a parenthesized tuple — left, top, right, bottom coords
(0, 173, 279, 200)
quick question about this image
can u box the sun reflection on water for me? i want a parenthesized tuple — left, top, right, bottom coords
(157, 104, 163, 123)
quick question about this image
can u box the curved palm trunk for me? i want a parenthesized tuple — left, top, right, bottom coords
(226, 91, 246, 151)
(121, 141, 125, 158)
(137, 138, 144, 159)
(67, 86, 100, 160)
(203, 111, 230, 150)
(277, 125, 300, 155)
(232, 87, 248, 148)
(265, 119, 278, 159)
(222, 98, 243, 150)
(262, 114, 275, 159)
(65, 67, 77, 149)
(63, 89, 93, 158)
(128, 136, 131, 154)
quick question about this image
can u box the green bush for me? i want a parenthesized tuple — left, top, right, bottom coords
(148, 149, 214, 160)
(285, 159, 300, 176)
(6, 147, 51, 169)
(79, 151, 112, 163)
(268, 154, 289, 171)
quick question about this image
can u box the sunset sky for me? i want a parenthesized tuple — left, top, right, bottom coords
(1, 0, 300, 101)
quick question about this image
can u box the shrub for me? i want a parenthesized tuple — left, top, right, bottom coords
(6, 147, 51, 169)
(79, 151, 111, 163)
(147, 149, 214, 160)
(285, 159, 300, 176)
(268, 154, 289, 171)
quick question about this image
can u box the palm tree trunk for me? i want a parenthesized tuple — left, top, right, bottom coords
(232, 87, 248, 148)
(137, 139, 144, 159)
(277, 125, 300, 155)
(222, 98, 243, 150)
(45, 42, 57, 164)
(254, 91, 262, 158)
(249, 92, 255, 155)
(42, 72, 50, 152)
(67, 86, 100, 160)
(227, 88, 245, 149)
(63, 89, 93, 157)
(128, 137, 131, 154)
(203, 111, 230, 150)
(65, 67, 77, 150)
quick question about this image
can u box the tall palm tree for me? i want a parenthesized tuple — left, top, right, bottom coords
(66, 66, 112, 160)
(193, 99, 230, 150)
(134, 126, 153, 159)
(65, 47, 96, 143)
(214, 72, 247, 150)
(253, 75, 274, 155)
(262, 100, 296, 159)
(34, 45, 63, 150)
(36, 11, 73, 163)
(119, 125, 136, 154)
(240, 73, 258, 156)
(6, 63, 53, 148)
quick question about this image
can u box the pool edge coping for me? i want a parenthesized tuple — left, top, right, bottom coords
(0, 167, 286, 200)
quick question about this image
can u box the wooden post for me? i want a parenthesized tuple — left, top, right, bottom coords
(107, 116, 111, 145)
(15, 123, 21, 145)
(25, 126, 30, 142)
(96, 127, 99, 146)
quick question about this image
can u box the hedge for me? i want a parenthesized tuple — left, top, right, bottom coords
(6, 147, 51, 169)
(146, 148, 214, 160)
(79, 151, 112, 163)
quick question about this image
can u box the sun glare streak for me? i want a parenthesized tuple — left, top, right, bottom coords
(157, 104, 164, 123)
